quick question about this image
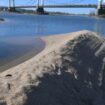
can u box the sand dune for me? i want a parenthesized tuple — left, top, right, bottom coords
(0, 30, 105, 105)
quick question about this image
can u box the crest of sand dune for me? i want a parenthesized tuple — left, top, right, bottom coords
(0, 30, 105, 105)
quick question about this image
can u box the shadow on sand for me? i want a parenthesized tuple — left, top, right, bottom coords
(24, 35, 105, 105)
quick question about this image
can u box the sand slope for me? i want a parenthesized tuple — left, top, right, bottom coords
(0, 30, 105, 105)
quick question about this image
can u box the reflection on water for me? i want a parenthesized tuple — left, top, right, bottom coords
(95, 18, 102, 36)
(0, 12, 105, 71)
(0, 12, 105, 37)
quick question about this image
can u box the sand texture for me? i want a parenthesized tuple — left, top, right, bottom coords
(0, 30, 105, 105)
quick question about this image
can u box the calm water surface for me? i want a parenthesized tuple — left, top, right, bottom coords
(0, 12, 105, 70)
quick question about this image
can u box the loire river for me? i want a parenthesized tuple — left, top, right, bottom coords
(0, 12, 105, 71)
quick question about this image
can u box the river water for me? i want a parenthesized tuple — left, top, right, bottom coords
(0, 12, 105, 70)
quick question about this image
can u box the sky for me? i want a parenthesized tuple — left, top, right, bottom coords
(0, 0, 104, 14)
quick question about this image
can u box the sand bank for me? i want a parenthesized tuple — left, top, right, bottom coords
(0, 30, 105, 105)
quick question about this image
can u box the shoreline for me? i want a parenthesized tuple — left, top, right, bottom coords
(0, 30, 96, 74)
(1, 11, 103, 18)
(0, 38, 45, 72)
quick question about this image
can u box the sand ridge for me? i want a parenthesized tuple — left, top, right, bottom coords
(0, 30, 105, 105)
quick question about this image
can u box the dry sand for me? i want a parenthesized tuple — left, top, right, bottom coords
(0, 30, 105, 105)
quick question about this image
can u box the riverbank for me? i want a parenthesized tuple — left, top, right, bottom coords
(0, 30, 105, 105)
(0, 10, 98, 17)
